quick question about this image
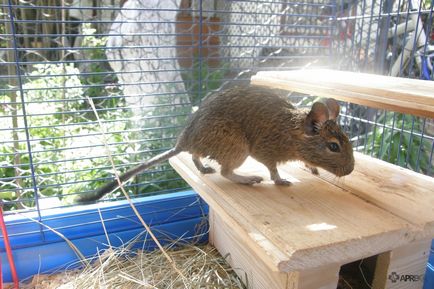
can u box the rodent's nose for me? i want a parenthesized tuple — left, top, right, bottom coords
(335, 161, 354, 177)
(342, 161, 355, 176)
(344, 165, 354, 176)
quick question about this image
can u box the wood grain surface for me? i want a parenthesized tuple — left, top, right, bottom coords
(251, 69, 434, 118)
(169, 153, 424, 272)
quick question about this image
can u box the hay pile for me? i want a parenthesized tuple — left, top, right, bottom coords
(14, 244, 245, 289)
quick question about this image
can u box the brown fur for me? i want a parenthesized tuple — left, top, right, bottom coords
(76, 85, 354, 203)
(178, 85, 354, 182)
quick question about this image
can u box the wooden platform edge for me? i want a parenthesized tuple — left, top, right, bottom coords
(250, 72, 434, 118)
(310, 152, 434, 240)
(277, 228, 412, 273)
(169, 155, 288, 273)
(209, 209, 293, 289)
(170, 153, 421, 272)
(210, 208, 342, 289)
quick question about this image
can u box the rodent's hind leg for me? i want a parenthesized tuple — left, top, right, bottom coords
(220, 166, 263, 185)
(304, 163, 319, 175)
(192, 155, 215, 174)
(266, 164, 292, 186)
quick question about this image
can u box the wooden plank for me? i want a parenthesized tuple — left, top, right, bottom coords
(308, 152, 434, 239)
(372, 239, 431, 289)
(209, 209, 291, 289)
(211, 209, 341, 289)
(169, 153, 289, 272)
(251, 69, 434, 118)
(297, 264, 341, 289)
(169, 153, 414, 272)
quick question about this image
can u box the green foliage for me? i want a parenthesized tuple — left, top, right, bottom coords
(0, 24, 133, 209)
(1, 64, 84, 206)
(129, 60, 230, 198)
(181, 60, 229, 105)
(0, 144, 28, 201)
(1, 28, 231, 209)
(423, 0, 433, 9)
(364, 112, 432, 175)
(0, 61, 131, 209)
(0, 23, 5, 49)
(79, 24, 122, 111)
(130, 91, 192, 198)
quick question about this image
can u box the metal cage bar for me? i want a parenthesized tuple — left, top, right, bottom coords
(0, 0, 432, 214)
(0, 0, 335, 214)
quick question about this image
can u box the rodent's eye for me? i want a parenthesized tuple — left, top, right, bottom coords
(327, 142, 340, 152)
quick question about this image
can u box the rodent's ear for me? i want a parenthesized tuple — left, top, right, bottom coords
(304, 102, 329, 135)
(324, 98, 340, 120)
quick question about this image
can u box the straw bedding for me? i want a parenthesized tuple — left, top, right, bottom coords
(10, 244, 245, 289)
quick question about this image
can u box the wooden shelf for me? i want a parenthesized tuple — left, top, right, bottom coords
(170, 70, 434, 288)
(169, 152, 434, 288)
(251, 69, 434, 118)
(312, 153, 434, 236)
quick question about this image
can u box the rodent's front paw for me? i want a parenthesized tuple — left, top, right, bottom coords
(200, 166, 216, 174)
(305, 164, 319, 175)
(246, 176, 263, 185)
(236, 175, 263, 185)
(310, 167, 319, 175)
(274, 179, 292, 186)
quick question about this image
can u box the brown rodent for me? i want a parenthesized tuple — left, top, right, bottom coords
(75, 85, 354, 203)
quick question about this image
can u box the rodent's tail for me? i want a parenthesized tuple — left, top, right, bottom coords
(75, 147, 180, 203)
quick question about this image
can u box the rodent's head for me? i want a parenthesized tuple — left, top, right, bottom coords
(300, 98, 354, 177)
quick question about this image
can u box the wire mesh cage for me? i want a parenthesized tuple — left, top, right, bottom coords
(0, 0, 335, 212)
(1, 0, 434, 285)
(0, 0, 433, 212)
(334, 0, 434, 78)
(334, 0, 434, 177)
